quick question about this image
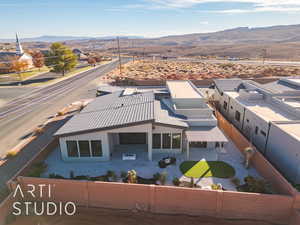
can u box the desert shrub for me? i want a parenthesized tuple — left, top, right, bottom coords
(237, 176, 272, 194)
(293, 184, 300, 192)
(90, 175, 109, 182)
(231, 177, 240, 186)
(111, 173, 118, 182)
(153, 172, 161, 181)
(172, 177, 180, 186)
(57, 111, 65, 116)
(120, 171, 127, 179)
(159, 172, 168, 185)
(106, 170, 115, 178)
(49, 173, 65, 179)
(73, 175, 90, 180)
(127, 170, 137, 183)
(6, 150, 18, 159)
(211, 183, 222, 190)
(27, 162, 47, 177)
(34, 127, 44, 135)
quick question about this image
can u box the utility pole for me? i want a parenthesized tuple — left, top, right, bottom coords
(262, 48, 267, 64)
(117, 36, 122, 75)
(132, 40, 135, 63)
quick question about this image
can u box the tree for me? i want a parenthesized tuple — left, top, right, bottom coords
(45, 42, 77, 76)
(11, 59, 29, 81)
(244, 147, 255, 169)
(94, 56, 102, 63)
(87, 57, 96, 67)
(31, 51, 45, 70)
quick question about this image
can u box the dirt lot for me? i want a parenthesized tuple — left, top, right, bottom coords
(10, 207, 276, 225)
(102, 60, 300, 82)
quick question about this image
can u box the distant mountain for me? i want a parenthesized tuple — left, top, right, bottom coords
(155, 24, 300, 45)
(0, 35, 144, 43)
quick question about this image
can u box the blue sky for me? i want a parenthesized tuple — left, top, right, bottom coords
(1, 0, 300, 38)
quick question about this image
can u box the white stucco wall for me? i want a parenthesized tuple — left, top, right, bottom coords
(227, 97, 245, 130)
(266, 124, 300, 183)
(242, 109, 269, 152)
(59, 123, 152, 162)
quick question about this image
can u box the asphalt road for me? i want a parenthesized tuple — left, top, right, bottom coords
(0, 59, 128, 156)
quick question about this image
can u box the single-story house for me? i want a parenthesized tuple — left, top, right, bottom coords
(54, 81, 228, 161)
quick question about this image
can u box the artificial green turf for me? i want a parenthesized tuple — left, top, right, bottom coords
(180, 161, 235, 178)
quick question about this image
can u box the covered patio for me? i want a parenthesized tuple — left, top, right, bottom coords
(185, 126, 228, 160)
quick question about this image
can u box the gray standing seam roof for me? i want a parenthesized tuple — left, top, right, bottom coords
(55, 91, 155, 136)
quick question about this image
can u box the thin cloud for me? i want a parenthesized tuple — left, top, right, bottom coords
(145, 0, 300, 8)
(209, 6, 300, 13)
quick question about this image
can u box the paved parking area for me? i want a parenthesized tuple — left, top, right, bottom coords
(43, 138, 261, 191)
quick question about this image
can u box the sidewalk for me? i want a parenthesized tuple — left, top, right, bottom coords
(0, 118, 67, 200)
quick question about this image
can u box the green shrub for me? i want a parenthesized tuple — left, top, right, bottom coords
(293, 184, 300, 192)
(73, 175, 90, 180)
(159, 172, 168, 185)
(153, 172, 161, 181)
(49, 173, 65, 179)
(237, 176, 272, 194)
(70, 170, 74, 179)
(231, 177, 240, 186)
(172, 177, 180, 186)
(120, 171, 127, 179)
(106, 170, 115, 178)
(27, 162, 47, 177)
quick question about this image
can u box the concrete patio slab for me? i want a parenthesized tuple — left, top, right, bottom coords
(42, 139, 261, 191)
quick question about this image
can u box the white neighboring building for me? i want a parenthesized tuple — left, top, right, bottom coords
(0, 34, 33, 70)
(213, 78, 300, 183)
(54, 81, 228, 162)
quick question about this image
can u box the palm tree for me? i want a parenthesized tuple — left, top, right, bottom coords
(244, 147, 255, 169)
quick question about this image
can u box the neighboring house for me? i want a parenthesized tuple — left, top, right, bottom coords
(72, 48, 87, 61)
(213, 77, 300, 183)
(54, 80, 228, 162)
(0, 34, 33, 73)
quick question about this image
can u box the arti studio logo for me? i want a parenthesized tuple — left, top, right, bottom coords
(12, 184, 76, 216)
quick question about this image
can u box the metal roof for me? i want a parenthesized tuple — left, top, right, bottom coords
(81, 91, 154, 113)
(213, 79, 243, 92)
(186, 126, 228, 142)
(55, 92, 155, 136)
(154, 100, 188, 128)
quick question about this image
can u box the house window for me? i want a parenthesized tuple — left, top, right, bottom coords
(255, 126, 259, 135)
(190, 142, 207, 148)
(260, 130, 267, 137)
(223, 101, 228, 110)
(235, 111, 241, 122)
(215, 142, 220, 148)
(172, 133, 181, 149)
(246, 119, 249, 123)
(91, 140, 102, 157)
(66, 141, 78, 157)
(162, 133, 171, 149)
(152, 133, 161, 149)
(78, 140, 91, 157)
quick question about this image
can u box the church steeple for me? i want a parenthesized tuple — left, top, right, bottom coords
(16, 33, 24, 54)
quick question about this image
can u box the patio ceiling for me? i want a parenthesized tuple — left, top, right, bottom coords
(185, 126, 228, 142)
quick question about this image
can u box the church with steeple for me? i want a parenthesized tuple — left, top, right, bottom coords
(0, 33, 33, 72)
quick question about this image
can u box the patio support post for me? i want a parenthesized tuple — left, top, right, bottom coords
(148, 131, 152, 161)
(187, 141, 190, 160)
